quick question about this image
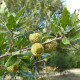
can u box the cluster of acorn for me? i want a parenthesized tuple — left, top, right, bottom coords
(7, 33, 57, 73)
(29, 33, 57, 56)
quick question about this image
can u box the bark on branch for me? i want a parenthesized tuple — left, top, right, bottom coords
(42, 37, 62, 45)
(0, 37, 62, 58)
(0, 53, 9, 58)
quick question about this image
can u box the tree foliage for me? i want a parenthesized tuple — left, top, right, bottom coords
(4, 0, 63, 30)
(0, 0, 80, 79)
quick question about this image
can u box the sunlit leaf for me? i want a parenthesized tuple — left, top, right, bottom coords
(69, 11, 77, 26)
(50, 21, 59, 35)
(62, 37, 70, 44)
(60, 7, 70, 28)
(70, 29, 80, 41)
(15, 7, 25, 21)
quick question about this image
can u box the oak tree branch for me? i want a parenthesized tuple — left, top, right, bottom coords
(0, 37, 62, 58)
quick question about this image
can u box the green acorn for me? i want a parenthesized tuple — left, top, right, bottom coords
(7, 63, 17, 73)
(29, 33, 41, 44)
(45, 39, 57, 51)
(31, 43, 44, 56)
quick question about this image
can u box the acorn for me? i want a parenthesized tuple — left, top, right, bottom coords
(29, 33, 41, 44)
(45, 39, 57, 51)
(7, 63, 17, 73)
(31, 43, 44, 56)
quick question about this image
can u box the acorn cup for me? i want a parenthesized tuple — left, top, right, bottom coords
(44, 39, 57, 51)
(31, 43, 44, 56)
(29, 33, 42, 44)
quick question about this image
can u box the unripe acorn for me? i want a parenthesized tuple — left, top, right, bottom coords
(7, 63, 17, 73)
(29, 33, 41, 44)
(45, 39, 57, 51)
(31, 43, 44, 56)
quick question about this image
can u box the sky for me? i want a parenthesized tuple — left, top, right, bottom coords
(65, 0, 80, 18)
(66, 0, 80, 13)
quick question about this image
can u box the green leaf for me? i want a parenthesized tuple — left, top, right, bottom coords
(0, 36, 7, 50)
(26, 40, 30, 45)
(0, 33, 4, 44)
(0, 34, 5, 50)
(42, 53, 51, 58)
(5, 55, 17, 67)
(13, 31, 20, 35)
(42, 36, 50, 42)
(18, 71, 34, 79)
(6, 15, 16, 30)
(60, 7, 70, 28)
(70, 30, 80, 41)
(69, 11, 76, 26)
(50, 21, 59, 35)
(52, 14, 57, 23)
(19, 56, 29, 59)
(16, 21, 25, 28)
(62, 37, 70, 44)
(19, 55, 30, 63)
(0, 1, 8, 14)
(0, 1, 9, 21)
(0, 30, 7, 33)
(60, 41, 66, 49)
(15, 7, 25, 21)
(12, 51, 20, 56)
(20, 51, 31, 57)
(64, 26, 75, 34)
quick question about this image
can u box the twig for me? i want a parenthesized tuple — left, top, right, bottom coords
(0, 48, 31, 59)
(18, 48, 31, 52)
(0, 53, 10, 58)
(34, 57, 39, 73)
(18, 36, 62, 52)
(42, 37, 62, 45)
(8, 29, 13, 53)
(34, 59, 45, 64)
(0, 37, 62, 58)
(8, 40, 13, 52)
